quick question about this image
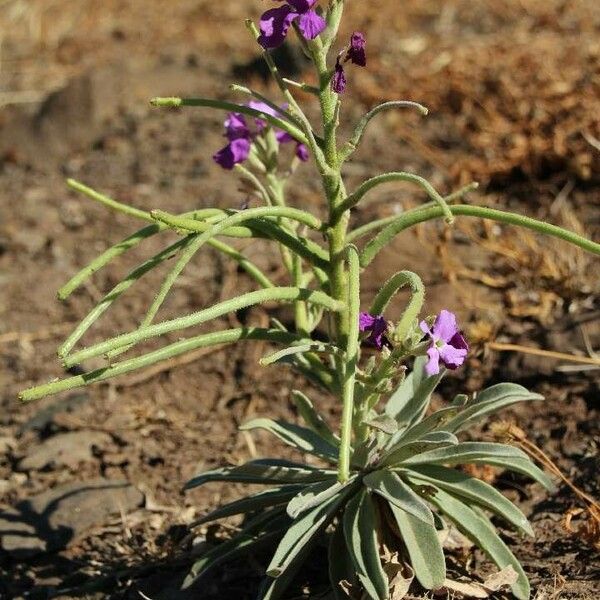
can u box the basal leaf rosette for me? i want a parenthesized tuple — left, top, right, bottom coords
(184, 364, 552, 600)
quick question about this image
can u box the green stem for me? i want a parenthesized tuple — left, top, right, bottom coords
(20, 328, 305, 402)
(340, 101, 429, 161)
(150, 97, 309, 146)
(361, 203, 600, 267)
(63, 287, 344, 367)
(338, 246, 360, 482)
(347, 183, 479, 243)
(334, 172, 454, 223)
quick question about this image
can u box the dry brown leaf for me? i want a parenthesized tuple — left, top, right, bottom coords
(438, 566, 519, 598)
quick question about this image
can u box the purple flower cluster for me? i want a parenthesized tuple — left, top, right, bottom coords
(359, 312, 388, 350)
(332, 31, 367, 94)
(420, 310, 469, 376)
(258, 1, 326, 49)
(213, 101, 309, 170)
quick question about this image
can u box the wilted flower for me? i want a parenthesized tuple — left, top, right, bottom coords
(258, 1, 326, 49)
(420, 310, 469, 376)
(359, 312, 388, 350)
(332, 58, 347, 94)
(331, 31, 367, 94)
(346, 31, 366, 66)
(213, 102, 309, 169)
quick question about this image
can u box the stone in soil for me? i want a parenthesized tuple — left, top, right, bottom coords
(0, 479, 144, 557)
(16, 430, 112, 471)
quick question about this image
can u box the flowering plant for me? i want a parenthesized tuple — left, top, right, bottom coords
(20, 1, 600, 598)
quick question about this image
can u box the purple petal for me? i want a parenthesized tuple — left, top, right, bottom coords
(358, 312, 388, 350)
(347, 31, 366, 67)
(287, 0, 318, 12)
(258, 6, 298, 49)
(212, 138, 251, 170)
(296, 10, 326, 40)
(432, 309, 459, 343)
(425, 346, 441, 376)
(359, 312, 376, 331)
(295, 143, 309, 161)
(224, 113, 250, 141)
(439, 343, 468, 370)
(275, 130, 294, 144)
(449, 331, 469, 352)
(331, 60, 346, 94)
(419, 320, 433, 337)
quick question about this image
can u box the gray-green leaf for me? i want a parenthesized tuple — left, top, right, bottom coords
(240, 418, 339, 463)
(444, 383, 543, 433)
(401, 442, 529, 466)
(343, 490, 389, 600)
(291, 389, 339, 447)
(363, 470, 434, 526)
(387, 501, 446, 590)
(185, 460, 335, 490)
(420, 485, 530, 600)
(405, 465, 533, 536)
(267, 491, 346, 577)
(287, 478, 350, 519)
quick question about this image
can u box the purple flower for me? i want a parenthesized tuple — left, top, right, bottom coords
(420, 310, 469, 376)
(213, 102, 309, 169)
(213, 138, 251, 170)
(224, 113, 250, 141)
(331, 32, 367, 94)
(332, 58, 347, 94)
(346, 31, 366, 66)
(258, 1, 326, 49)
(359, 312, 388, 350)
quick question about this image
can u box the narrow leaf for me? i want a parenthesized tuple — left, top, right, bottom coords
(343, 491, 389, 600)
(183, 508, 289, 589)
(402, 442, 529, 466)
(287, 479, 351, 519)
(385, 357, 444, 426)
(291, 390, 339, 447)
(382, 431, 459, 466)
(267, 491, 345, 577)
(444, 384, 544, 433)
(240, 418, 339, 463)
(466, 457, 555, 491)
(329, 522, 358, 600)
(405, 465, 533, 536)
(419, 485, 531, 600)
(363, 470, 434, 526)
(387, 502, 446, 590)
(185, 460, 335, 490)
(192, 485, 304, 526)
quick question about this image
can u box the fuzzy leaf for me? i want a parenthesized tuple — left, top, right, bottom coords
(401, 442, 529, 467)
(287, 478, 351, 518)
(192, 485, 305, 526)
(385, 357, 444, 427)
(387, 501, 446, 590)
(185, 459, 335, 490)
(466, 457, 555, 491)
(363, 470, 434, 526)
(382, 431, 459, 466)
(329, 522, 358, 600)
(421, 486, 530, 600)
(364, 414, 400, 435)
(405, 465, 533, 536)
(291, 390, 339, 447)
(444, 384, 543, 433)
(240, 418, 339, 463)
(343, 490, 389, 600)
(267, 491, 346, 578)
(391, 406, 461, 448)
(183, 508, 289, 589)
